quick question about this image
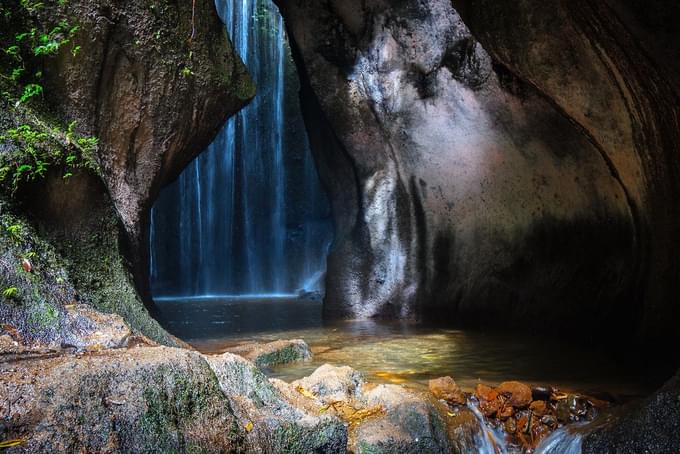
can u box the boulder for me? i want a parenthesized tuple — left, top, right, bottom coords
(351, 384, 451, 453)
(292, 363, 365, 404)
(496, 381, 532, 408)
(206, 353, 347, 453)
(276, 0, 640, 342)
(226, 339, 312, 368)
(429, 376, 467, 405)
(0, 346, 244, 452)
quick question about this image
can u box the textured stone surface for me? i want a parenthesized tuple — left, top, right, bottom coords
(0, 347, 244, 452)
(352, 384, 451, 453)
(581, 372, 680, 452)
(0, 0, 253, 345)
(206, 352, 348, 453)
(226, 339, 312, 368)
(292, 363, 365, 404)
(277, 0, 637, 338)
(449, 0, 680, 344)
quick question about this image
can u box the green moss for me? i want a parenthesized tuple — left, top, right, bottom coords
(138, 365, 245, 453)
(272, 419, 346, 453)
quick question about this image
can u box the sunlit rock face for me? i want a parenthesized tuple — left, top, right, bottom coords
(277, 0, 637, 331)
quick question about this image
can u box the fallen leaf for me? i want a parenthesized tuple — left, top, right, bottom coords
(295, 385, 316, 400)
(245, 421, 254, 432)
(0, 439, 25, 448)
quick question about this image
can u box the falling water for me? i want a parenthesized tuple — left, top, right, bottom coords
(149, 0, 332, 298)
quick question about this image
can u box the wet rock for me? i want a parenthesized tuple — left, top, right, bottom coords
(475, 383, 498, 402)
(541, 414, 557, 428)
(567, 394, 588, 416)
(292, 364, 364, 404)
(497, 381, 532, 408)
(504, 417, 517, 434)
(532, 385, 553, 401)
(445, 406, 490, 453)
(556, 399, 573, 423)
(61, 304, 131, 351)
(530, 400, 548, 416)
(351, 384, 450, 453)
(227, 339, 312, 368)
(498, 403, 515, 420)
(428, 376, 467, 405)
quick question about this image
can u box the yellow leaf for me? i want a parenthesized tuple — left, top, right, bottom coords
(244, 421, 254, 432)
(447, 412, 455, 417)
(0, 439, 25, 448)
(295, 385, 316, 400)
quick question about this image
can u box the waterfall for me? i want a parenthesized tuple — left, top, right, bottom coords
(149, 0, 333, 299)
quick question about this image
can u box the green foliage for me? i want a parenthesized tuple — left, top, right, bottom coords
(6, 223, 23, 242)
(3, 286, 19, 299)
(0, 120, 100, 193)
(1, 0, 81, 105)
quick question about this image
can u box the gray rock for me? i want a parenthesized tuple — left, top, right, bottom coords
(0, 346, 245, 453)
(351, 384, 451, 453)
(61, 304, 131, 350)
(226, 339, 312, 368)
(293, 363, 365, 404)
(206, 352, 347, 453)
(275, 0, 677, 345)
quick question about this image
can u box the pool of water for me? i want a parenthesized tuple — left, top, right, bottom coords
(155, 297, 653, 398)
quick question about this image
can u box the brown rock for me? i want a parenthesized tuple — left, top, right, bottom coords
(504, 417, 517, 434)
(531, 422, 552, 447)
(497, 381, 532, 408)
(475, 383, 498, 402)
(479, 399, 501, 417)
(530, 400, 548, 416)
(498, 404, 514, 420)
(428, 376, 467, 405)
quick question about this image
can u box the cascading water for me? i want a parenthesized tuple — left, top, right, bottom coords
(149, 0, 332, 299)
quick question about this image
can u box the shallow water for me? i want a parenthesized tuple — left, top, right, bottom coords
(156, 297, 651, 397)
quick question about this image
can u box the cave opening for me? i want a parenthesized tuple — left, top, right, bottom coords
(148, 0, 333, 309)
(150, 0, 657, 444)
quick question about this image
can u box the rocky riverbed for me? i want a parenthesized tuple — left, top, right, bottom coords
(0, 303, 631, 453)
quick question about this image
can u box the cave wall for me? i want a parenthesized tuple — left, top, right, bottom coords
(0, 0, 253, 343)
(276, 0, 678, 339)
(449, 0, 680, 342)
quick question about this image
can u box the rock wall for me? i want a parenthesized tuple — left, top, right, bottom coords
(449, 0, 680, 344)
(41, 0, 254, 299)
(0, 0, 253, 344)
(277, 0, 654, 337)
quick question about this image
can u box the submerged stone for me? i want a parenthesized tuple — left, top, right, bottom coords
(227, 339, 312, 368)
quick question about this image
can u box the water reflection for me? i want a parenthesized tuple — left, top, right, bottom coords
(156, 298, 650, 397)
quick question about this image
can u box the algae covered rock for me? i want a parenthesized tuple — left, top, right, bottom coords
(0, 346, 245, 453)
(207, 352, 347, 453)
(226, 338, 312, 368)
(351, 384, 451, 454)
